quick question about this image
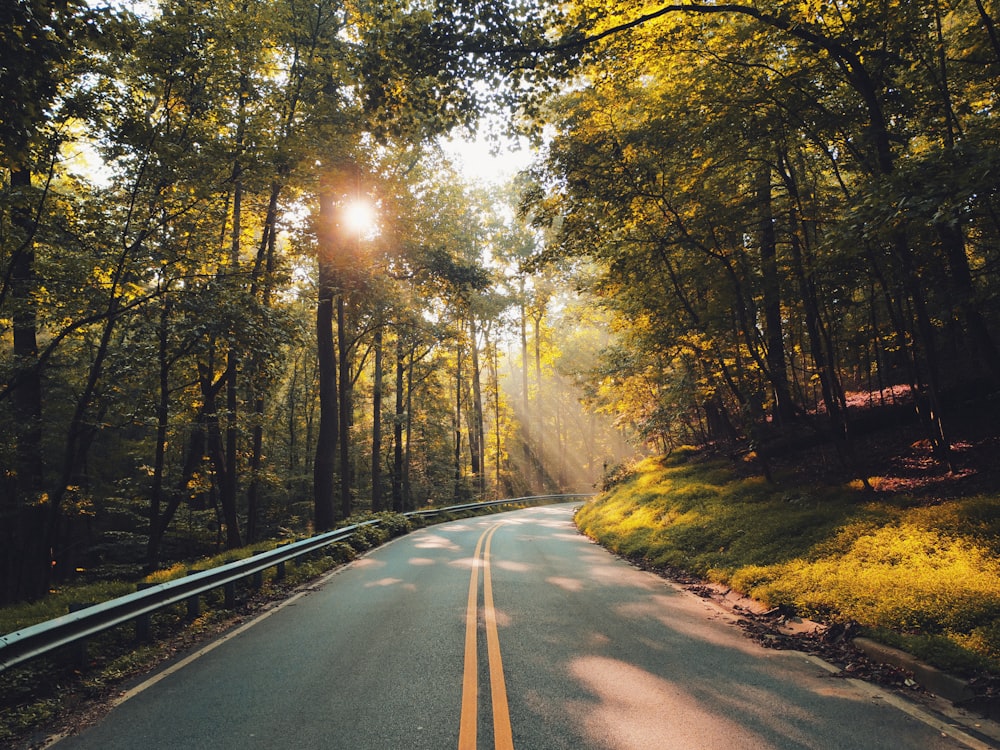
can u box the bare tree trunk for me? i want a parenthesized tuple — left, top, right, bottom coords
(896, 233, 953, 467)
(246, 388, 264, 543)
(789, 229, 844, 433)
(939, 219, 1000, 387)
(778, 154, 848, 440)
(313, 187, 339, 531)
(556, 389, 565, 490)
(199, 359, 242, 549)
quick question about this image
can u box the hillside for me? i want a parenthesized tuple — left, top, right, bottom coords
(575, 408, 1000, 705)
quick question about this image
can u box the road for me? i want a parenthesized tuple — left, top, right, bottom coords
(53, 504, 990, 749)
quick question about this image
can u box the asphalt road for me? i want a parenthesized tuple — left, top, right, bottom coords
(53, 504, 988, 749)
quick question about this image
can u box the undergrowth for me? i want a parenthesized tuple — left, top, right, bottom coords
(0, 512, 411, 637)
(0, 511, 412, 746)
(575, 453, 1000, 677)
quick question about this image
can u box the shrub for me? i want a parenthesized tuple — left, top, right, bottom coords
(374, 512, 413, 538)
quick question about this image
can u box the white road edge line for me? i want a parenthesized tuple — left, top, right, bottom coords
(669, 570, 996, 750)
(798, 652, 995, 750)
(43, 543, 397, 748)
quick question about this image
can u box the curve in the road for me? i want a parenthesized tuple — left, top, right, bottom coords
(45, 504, 996, 750)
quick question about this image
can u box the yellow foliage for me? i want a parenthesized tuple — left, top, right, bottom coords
(578, 455, 1000, 672)
(142, 562, 189, 584)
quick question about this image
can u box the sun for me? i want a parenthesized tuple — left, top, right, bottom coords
(341, 199, 378, 238)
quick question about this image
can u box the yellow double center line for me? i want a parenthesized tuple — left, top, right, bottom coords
(459, 523, 514, 750)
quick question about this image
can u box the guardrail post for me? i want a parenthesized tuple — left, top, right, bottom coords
(186, 569, 201, 620)
(68, 602, 93, 667)
(251, 551, 264, 589)
(224, 581, 236, 609)
(135, 583, 154, 642)
(274, 541, 290, 581)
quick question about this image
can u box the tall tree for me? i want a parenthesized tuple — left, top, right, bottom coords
(517, 0, 1000, 473)
(0, 0, 111, 601)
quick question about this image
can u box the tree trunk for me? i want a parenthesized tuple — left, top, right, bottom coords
(756, 164, 795, 425)
(972, 0, 1000, 66)
(404, 347, 415, 509)
(789, 227, 845, 435)
(489, 336, 503, 496)
(147, 418, 210, 573)
(337, 295, 352, 519)
(532, 308, 544, 489)
(147, 295, 171, 568)
(48, 236, 153, 576)
(371, 323, 384, 512)
(287, 358, 300, 478)
(221, 346, 241, 547)
(469, 317, 486, 497)
(519, 298, 531, 486)
(313, 188, 339, 531)
(1, 507, 48, 605)
(454, 340, 464, 497)
(392, 337, 405, 512)
(220, 148, 244, 548)
(246, 388, 264, 543)
(777, 154, 848, 440)
(9, 167, 44, 498)
(896, 233, 953, 466)
(246, 182, 282, 542)
(199, 360, 242, 549)
(3, 167, 48, 602)
(939, 222, 1000, 387)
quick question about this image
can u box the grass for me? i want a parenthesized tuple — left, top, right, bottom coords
(576, 452, 1000, 677)
(0, 512, 411, 637)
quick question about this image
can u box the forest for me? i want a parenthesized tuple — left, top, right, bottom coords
(4, 0, 1000, 608)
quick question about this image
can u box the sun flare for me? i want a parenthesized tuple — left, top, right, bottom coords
(342, 199, 378, 238)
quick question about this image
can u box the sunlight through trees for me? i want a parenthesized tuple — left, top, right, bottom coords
(0, 0, 631, 601)
(4, 0, 1000, 606)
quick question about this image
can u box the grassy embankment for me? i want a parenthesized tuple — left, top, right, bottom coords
(575, 450, 1000, 677)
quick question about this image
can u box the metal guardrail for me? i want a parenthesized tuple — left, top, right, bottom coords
(404, 493, 592, 518)
(0, 493, 593, 673)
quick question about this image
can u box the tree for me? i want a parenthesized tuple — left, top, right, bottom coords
(522, 0, 1000, 474)
(0, 0, 116, 601)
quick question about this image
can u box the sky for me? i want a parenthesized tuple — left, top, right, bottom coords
(440, 130, 536, 185)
